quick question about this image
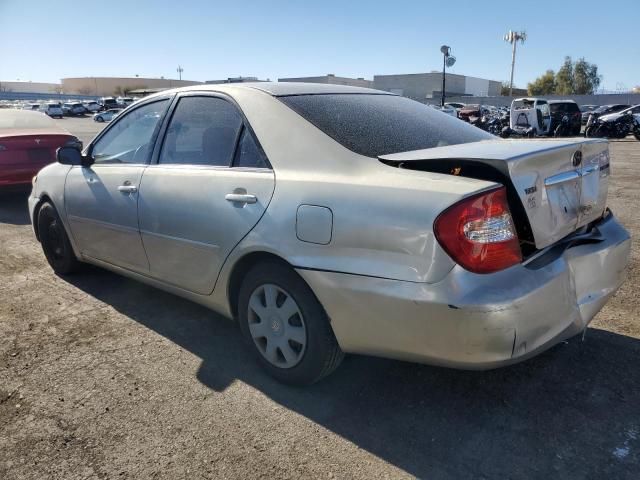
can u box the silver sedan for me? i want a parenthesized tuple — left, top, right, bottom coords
(29, 83, 630, 385)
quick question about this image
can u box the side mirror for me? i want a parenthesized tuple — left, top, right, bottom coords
(56, 146, 92, 167)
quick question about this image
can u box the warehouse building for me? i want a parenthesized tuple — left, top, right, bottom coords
(61, 77, 202, 96)
(278, 74, 373, 89)
(373, 72, 502, 100)
(206, 76, 267, 84)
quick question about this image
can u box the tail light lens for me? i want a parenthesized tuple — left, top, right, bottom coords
(434, 187, 522, 274)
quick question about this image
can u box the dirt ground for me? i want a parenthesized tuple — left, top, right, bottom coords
(1, 120, 638, 479)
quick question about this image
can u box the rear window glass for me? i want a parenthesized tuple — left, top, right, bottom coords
(279, 94, 493, 158)
(550, 103, 578, 114)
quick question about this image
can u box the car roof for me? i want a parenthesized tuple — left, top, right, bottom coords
(548, 99, 577, 104)
(158, 81, 390, 97)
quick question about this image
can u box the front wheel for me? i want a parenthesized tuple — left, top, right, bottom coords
(95, 116, 104, 122)
(585, 126, 596, 138)
(237, 261, 343, 385)
(37, 202, 80, 275)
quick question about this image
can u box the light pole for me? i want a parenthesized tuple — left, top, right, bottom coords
(176, 65, 184, 81)
(440, 45, 456, 107)
(504, 30, 526, 97)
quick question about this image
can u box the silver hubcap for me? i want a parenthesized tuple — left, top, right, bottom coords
(247, 284, 306, 369)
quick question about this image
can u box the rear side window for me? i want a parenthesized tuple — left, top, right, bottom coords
(279, 94, 493, 158)
(159, 96, 243, 166)
(233, 128, 268, 169)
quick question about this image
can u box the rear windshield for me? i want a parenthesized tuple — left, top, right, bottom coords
(550, 103, 579, 114)
(513, 100, 536, 109)
(278, 94, 493, 158)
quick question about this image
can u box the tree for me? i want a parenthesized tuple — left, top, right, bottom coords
(77, 86, 93, 95)
(573, 57, 601, 94)
(527, 70, 556, 95)
(555, 56, 574, 95)
(500, 81, 511, 96)
(528, 57, 602, 95)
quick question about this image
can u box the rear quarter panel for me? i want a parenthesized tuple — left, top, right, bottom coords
(213, 88, 497, 291)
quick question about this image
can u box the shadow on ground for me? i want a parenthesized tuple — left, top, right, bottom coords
(0, 191, 31, 225)
(64, 267, 639, 479)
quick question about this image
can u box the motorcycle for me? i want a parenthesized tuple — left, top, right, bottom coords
(470, 113, 509, 136)
(585, 111, 640, 140)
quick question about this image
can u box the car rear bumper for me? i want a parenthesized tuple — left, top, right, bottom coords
(297, 213, 631, 369)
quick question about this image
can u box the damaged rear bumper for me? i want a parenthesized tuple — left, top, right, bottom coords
(297, 213, 631, 369)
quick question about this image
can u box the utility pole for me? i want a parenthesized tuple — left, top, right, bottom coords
(176, 65, 184, 81)
(439, 45, 456, 107)
(504, 30, 526, 97)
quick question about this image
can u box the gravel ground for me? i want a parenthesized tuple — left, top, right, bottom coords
(1, 120, 638, 479)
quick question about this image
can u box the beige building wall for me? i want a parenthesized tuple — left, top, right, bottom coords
(0, 81, 62, 93)
(279, 74, 374, 89)
(61, 77, 203, 96)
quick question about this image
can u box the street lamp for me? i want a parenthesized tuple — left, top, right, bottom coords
(504, 30, 526, 97)
(176, 65, 184, 81)
(440, 45, 456, 107)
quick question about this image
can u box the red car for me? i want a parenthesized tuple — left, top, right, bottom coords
(0, 110, 80, 189)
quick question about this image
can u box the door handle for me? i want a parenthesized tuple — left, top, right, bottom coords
(117, 184, 138, 193)
(225, 193, 257, 204)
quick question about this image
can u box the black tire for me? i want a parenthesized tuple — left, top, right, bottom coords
(585, 126, 594, 138)
(237, 261, 344, 385)
(37, 202, 80, 275)
(96, 116, 104, 122)
(634, 129, 640, 141)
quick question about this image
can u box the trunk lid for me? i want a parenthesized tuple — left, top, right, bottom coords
(0, 133, 73, 185)
(379, 138, 610, 250)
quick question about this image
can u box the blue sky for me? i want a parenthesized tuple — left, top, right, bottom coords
(1, 0, 638, 91)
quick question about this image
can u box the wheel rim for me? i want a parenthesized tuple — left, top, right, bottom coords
(45, 218, 65, 261)
(247, 284, 307, 369)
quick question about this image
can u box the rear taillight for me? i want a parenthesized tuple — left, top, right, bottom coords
(434, 186, 522, 274)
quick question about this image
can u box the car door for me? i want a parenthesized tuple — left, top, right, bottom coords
(137, 93, 275, 295)
(64, 98, 170, 272)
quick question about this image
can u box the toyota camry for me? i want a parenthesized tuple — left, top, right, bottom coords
(28, 83, 631, 385)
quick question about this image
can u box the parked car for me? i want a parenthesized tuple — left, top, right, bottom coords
(40, 102, 64, 119)
(548, 100, 582, 136)
(82, 101, 101, 113)
(580, 104, 598, 113)
(29, 83, 630, 385)
(0, 109, 80, 190)
(508, 97, 552, 136)
(582, 104, 629, 125)
(22, 103, 40, 111)
(458, 104, 489, 122)
(62, 102, 86, 116)
(117, 97, 135, 107)
(93, 108, 122, 122)
(598, 104, 640, 123)
(429, 104, 457, 117)
(445, 102, 465, 110)
(99, 97, 118, 111)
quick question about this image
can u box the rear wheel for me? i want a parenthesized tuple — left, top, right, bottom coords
(237, 261, 343, 385)
(37, 202, 80, 275)
(96, 116, 104, 122)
